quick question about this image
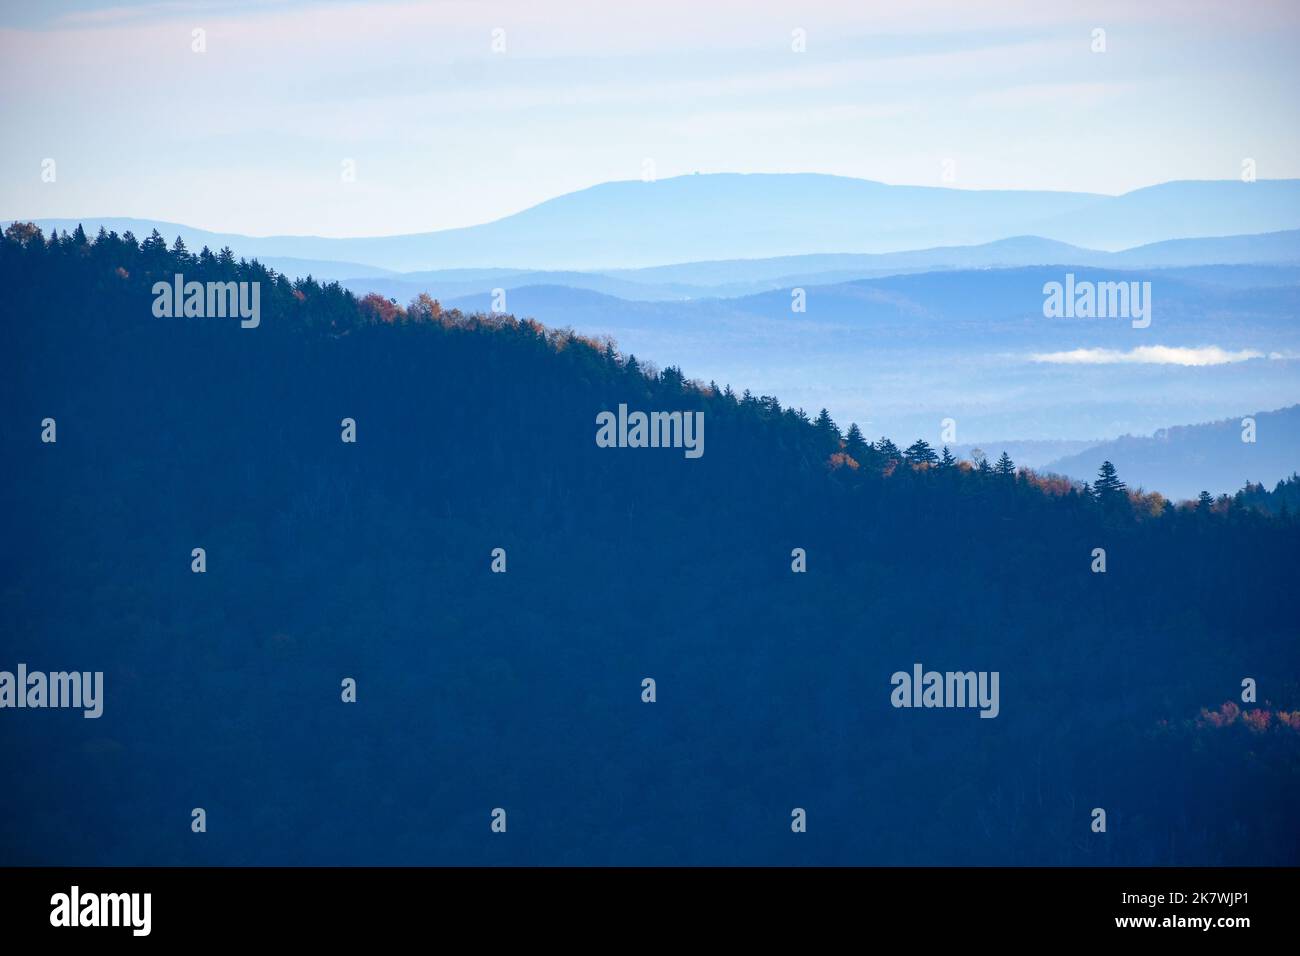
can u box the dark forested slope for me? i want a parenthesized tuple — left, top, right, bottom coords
(1, 225, 1297, 865)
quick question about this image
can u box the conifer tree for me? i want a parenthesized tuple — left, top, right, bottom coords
(814, 408, 840, 443)
(844, 423, 869, 461)
(1094, 461, 1126, 500)
(904, 439, 939, 467)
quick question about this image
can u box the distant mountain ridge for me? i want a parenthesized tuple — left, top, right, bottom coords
(1042, 405, 1300, 500)
(12, 173, 1300, 271)
(340, 230, 1300, 303)
(20, 223, 1299, 299)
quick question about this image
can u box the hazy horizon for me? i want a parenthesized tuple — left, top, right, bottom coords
(4, 0, 1299, 236)
(12, 170, 1300, 242)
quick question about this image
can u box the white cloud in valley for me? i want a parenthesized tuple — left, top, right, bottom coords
(1029, 346, 1282, 366)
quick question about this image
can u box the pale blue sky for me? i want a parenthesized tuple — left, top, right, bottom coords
(2, 0, 1298, 237)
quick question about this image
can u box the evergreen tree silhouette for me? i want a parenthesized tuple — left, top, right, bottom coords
(814, 408, 839, 437)
(904, 439, 939, 467)
(844, 423, 868, 462)
(1094, 460, 1126, 500)
(812, 408, 840, 457)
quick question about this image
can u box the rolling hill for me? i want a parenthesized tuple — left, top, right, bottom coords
(1043, 405, 1300, 500)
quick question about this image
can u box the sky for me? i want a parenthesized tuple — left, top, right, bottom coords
(2, 0, 1298, 237)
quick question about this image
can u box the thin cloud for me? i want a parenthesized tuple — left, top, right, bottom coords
(1029, 346, 1273, 366)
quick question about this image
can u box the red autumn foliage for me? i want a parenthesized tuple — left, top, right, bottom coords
(1194, 701, 1300, 734)
(1198, 701, 1240, 727)
(358, 292, 404, 324)
(1241, 709, 1272, 732)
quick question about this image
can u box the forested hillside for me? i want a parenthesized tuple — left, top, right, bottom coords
(1043, 406, 1300, 501)
(1, 224, 1297, 865)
